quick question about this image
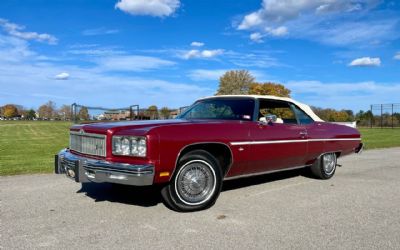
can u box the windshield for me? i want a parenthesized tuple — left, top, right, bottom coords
(177, 98, 255, 121)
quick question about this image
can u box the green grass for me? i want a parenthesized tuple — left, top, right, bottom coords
(0, 121, 71, 175)
(359, 128, 400, 150)
(0, 121, 399, 175)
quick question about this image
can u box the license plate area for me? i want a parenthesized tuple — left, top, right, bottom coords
(62, 157, 80, 182)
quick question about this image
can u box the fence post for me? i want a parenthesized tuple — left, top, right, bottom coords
(370, 105, 372, 128)
(392, 104, 394, 129)
(380, 104, 383, 129)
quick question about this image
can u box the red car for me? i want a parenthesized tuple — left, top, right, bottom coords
(55, 95, 363, 212)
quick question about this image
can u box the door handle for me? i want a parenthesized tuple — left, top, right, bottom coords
(299, 131, 308, 137)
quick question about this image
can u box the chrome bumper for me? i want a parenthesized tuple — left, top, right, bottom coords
(55, 149, 154, 186)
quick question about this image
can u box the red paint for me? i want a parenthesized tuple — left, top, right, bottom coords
(68, 99, 361, 184)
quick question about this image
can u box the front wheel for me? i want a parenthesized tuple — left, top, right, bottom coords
(310, 153, 337, 179)
(161, 150, 223, 212)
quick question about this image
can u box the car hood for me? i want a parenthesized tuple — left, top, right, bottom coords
(70, 119, 239, 134)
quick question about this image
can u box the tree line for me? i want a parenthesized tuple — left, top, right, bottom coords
(2, 70, 395, 124)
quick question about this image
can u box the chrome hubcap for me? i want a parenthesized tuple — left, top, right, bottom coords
(323, 153, 336, 175)
(176, 160, 216, 205)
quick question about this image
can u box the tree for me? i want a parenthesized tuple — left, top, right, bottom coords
(147, 105, 158, 120)
(249, 82, 291, 97)
(59, 105, 72, 120)
(78, 107, 89, 120)
(216, 70, 255, 95)
(3, 104, 18, 118)
(160, 107, 170, 119)
(26, 109, 36, 120)
(38, 101, 56, 120)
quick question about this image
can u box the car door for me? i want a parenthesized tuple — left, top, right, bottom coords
(244, 99, 308, 175)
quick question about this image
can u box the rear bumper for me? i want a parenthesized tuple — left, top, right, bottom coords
(355, 143, 364, 154)
(55, 149, 154, 186)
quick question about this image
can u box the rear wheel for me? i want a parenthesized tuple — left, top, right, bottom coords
(310, 153, 337, 179)
(161, 150, 223, 212)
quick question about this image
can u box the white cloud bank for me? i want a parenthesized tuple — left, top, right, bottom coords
(286, 80, 400, 111)
(95, 55, 176, 71)
(394, 52, 400, 60)
(0, 18, 57, 45)
(236, 0, 397, 46)
(115, 0, 180, 17)
(348, 57, 381, 67)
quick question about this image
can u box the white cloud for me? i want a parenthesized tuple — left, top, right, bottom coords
(250, 32, 264, 43)
(190, 41, 204, 47)
(115, 0, 180, 17)
(394, 52, 400, 60)
(95, 55, 176, 71)
(238, 0, 379, 30)
(182, 49, 224, 59)
(348, 57, 381, 67)
(55, 72, 70, 80)
(0, 18, 57, 45)
(82, 28, 119, 36)
(236, 0, 395, 47)
(238, 11, 264, 30)
(265, 26, 288, 36)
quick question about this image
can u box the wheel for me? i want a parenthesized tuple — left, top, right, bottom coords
(161, 150, 223, 212)
(310, 153, 337, 179)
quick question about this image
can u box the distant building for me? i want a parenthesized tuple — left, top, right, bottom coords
(103, 110, 131, 120)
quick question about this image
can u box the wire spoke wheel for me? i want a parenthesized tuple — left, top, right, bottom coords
(323, 153, 336, 175)
(175, 160, 216, 205)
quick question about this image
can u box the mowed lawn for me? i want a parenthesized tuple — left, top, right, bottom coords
(0, 121, 399, 175)
(359, 128, 400, 150)
(0, 121, 71, 175)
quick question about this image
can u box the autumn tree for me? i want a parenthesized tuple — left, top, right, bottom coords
(312, 107, 353, 122)
(160, 107, 170, 119)
(38, 101, 56, 120)
(78, 107, 89, 120)
(249, 82, 291, 97)
(59, 105, 72, 120)
(216, 70, 255, 95)
(3, 104, 18, 118)
(147, 105, 158, 120)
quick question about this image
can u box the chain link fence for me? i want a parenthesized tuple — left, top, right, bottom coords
(358, 103, 400, 128)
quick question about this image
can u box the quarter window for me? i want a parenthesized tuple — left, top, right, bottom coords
(290, 104, 314, 125)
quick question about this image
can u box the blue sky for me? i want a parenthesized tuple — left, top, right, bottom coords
(0, 0, 399, 112)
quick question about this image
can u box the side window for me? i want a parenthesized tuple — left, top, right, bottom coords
(258, 100, 298, 125)
(291, 104, 314, 125)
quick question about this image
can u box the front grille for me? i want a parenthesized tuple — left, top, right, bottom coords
(70, 131, 106, 157)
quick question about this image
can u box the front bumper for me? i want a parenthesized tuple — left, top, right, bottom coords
(55, 149, 154, 186)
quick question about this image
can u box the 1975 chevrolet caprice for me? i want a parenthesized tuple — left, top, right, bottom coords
(55, 95, 363, 211)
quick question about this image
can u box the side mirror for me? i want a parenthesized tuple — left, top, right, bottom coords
(259, 114, 277, 125)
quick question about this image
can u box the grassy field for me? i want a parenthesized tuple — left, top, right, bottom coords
(0, 121, 399, 175)
(0, 121, 71, 175)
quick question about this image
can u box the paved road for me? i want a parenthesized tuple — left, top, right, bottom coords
(1, 148, 400, 250)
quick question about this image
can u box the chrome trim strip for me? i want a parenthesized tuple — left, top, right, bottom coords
(224, 165, 309, 181)
(70, 131, 106, 138)
(230, 138, 361, 146)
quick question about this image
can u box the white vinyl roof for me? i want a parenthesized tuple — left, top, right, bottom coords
(200, 95, 324, 122)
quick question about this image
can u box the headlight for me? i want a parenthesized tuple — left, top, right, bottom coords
(112, 136, 147, 157)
